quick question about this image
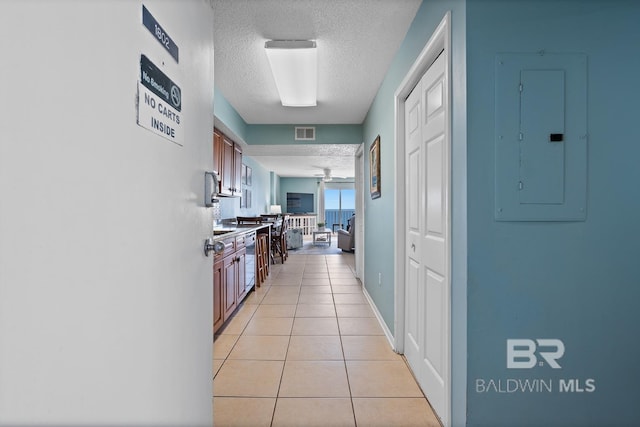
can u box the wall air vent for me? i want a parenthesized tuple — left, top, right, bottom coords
(295, 127, 316, 141)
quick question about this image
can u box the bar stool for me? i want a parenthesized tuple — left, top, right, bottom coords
(255, 234, 263, 286)
(271, 215, 288, 264)
(282, 229, 288, 262)
(260, 233, 270, 277)
(256, 233, 269, 285)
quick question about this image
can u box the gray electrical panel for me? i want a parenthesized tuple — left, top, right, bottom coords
(495, 53, 587, 221)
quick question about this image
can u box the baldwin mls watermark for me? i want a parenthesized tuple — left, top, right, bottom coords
(475, 339, 596, 394)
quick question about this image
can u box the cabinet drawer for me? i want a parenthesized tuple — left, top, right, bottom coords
(236, 234, 247, 249)
(244, 232, 256, 246)
(215, 237, 236, 259)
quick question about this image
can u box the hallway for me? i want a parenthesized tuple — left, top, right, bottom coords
(213, 254, 440, 426)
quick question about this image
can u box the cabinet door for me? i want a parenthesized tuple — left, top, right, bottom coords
(222, 254, 237, 320)
(235, 247, 247, 302)
(220, 137, 235, 196)
(213, 257, 224, 333)
(233, 143, 243, 196)
(213, 129, 223, 176)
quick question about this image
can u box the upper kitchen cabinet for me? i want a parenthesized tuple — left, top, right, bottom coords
(213, 129, 223, 177)
(213, 128, 242, 197)
(232, 143, 242, 196)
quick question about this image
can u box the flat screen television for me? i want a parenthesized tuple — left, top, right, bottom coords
(286, 192, 314, 214)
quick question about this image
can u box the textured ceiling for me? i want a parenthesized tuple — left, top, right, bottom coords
(212, 0, 421, 177)
(243, 144, 361, 179)
(212, 0, 421, 125)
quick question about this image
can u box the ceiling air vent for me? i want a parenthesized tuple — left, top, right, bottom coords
(295, 127, 316, 141)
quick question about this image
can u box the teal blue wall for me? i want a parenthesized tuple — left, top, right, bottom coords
(214, 89, 269, 218)
(361, 3, 468, 424)
(466, 1, 640, 426)
(279, 178, 319, 215)
(217, 156, 271, 219)
(214, 88, 361, 146)
(363, 0, 466, 324)
(214, 87, 248, 142)
(242, 156, 271, 215)
(247, 124, 362, 145)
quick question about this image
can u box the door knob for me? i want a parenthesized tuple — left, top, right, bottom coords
(204, 238, 225, 257)
(411, 243, 416, 252)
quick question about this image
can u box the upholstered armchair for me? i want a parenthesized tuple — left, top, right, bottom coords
(337, 215, 355, 252)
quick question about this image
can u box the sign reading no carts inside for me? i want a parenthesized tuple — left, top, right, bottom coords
(137, 54, 183, 146)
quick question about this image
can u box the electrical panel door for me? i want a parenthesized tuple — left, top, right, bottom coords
(495, 53, 587, 221)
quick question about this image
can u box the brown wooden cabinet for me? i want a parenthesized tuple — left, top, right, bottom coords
(220, 136, 235, 195)
(232, 143, 242, 194)
(222, 253, 238, 320)
(213, 128, 242, 197)
(213, 129, 223, 177)
(235, 237, 247, 302)
(213, 235, 249, 334)
(213, 257, 224, 332)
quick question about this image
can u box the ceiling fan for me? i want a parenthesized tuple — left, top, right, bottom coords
(313, 167, 333, 182)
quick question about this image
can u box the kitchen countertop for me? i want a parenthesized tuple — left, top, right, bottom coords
(212, 223, 271, 242)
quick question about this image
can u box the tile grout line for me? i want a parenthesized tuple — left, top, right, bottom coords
(270, 257, 305, 426)
(330, 256, 360, 427)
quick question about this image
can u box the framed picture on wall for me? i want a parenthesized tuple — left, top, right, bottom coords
(246, 166, 252, 186)
(241, 164, 247, 185)
(245, 189, 252, 208)
(370, 135, 381, 199)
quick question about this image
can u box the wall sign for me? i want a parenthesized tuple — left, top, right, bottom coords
(142, 5, 179, 63)
(137, 55, 183, 145)
(140, 55, 181, 111)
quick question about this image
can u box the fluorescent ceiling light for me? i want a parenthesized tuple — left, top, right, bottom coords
(265, 40, 317, 107)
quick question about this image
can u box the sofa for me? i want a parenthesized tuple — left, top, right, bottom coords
(337, 215, 355, 252)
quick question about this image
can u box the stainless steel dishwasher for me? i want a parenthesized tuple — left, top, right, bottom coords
(244, 232, 256, 290)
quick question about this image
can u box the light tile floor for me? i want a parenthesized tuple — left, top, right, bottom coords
(213, 253, 441, 427)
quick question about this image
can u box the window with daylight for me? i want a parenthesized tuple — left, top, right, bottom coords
(324, 183, 355, 232)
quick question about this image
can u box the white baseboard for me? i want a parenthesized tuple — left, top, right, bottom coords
(361, 284, 398, 353)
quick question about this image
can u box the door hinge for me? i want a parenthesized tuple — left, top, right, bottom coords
(519, 83, 523, 92)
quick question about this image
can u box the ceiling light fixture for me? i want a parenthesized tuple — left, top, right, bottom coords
(264, 40, 317, 107)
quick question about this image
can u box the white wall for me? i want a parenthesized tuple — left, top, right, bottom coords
(0, 1, 215, 425)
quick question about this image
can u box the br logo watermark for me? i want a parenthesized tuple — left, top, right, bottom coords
(475, 338, 596, 394)
(507, 339, 565, 369)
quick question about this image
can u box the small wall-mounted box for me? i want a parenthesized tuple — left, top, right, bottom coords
(204, 171, 220, 207)
(495, 53, 587, 221)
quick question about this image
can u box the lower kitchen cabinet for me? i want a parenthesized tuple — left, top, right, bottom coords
(222, 253, 238, 321)
(213, 237, 248, 334)
(213, 258, 224, 332)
